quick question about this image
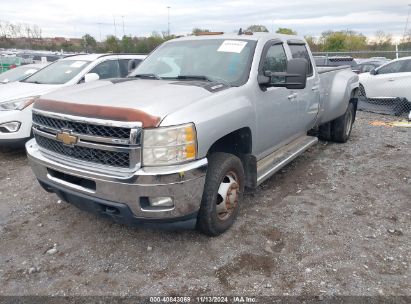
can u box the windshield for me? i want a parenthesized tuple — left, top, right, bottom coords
(0, 66, 40, 83)
(22, 60, 91, 84)
(130, 39, 257, 86)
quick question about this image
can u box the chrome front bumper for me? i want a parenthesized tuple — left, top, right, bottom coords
(26, 139, 207, 221)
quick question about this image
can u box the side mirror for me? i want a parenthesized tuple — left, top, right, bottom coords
(370, 69, 377, 75)
(84, 73, 100, 83)
(258, 58, 308, 90)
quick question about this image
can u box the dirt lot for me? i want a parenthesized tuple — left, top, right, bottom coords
(0, 111, 409, 297)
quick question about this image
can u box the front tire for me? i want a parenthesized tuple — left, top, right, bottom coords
(197, 153, 245, 236)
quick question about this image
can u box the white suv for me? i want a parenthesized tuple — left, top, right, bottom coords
(359, 56, 411, 102)
(0, 53, 146, 145)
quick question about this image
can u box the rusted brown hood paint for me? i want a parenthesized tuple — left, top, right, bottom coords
(34, 99, 161, 128)
(33, 79, 218, 128)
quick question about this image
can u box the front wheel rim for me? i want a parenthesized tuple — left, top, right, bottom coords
(216, 171, 239, 221)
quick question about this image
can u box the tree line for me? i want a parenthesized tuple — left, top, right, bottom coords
(1, 21, 411, 55)
(0, 20, 42, 39)
(245, 25, 411, 53)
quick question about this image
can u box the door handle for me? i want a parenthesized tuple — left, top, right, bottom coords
(388, 79, 395, 82)
(288, 93, 298, 100)
(312, 86, 319, 91)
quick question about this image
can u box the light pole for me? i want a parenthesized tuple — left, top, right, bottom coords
(97, 23, 102, 42)
(403, 4, 411, 41)
(167, 6, 171, 37)
(121, 16, 125, 37)
(113, 16, 117, 37)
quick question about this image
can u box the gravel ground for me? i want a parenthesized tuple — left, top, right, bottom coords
(0, 111, 409, 297)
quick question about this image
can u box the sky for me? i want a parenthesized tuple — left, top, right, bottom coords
(0, 0, 410, 41)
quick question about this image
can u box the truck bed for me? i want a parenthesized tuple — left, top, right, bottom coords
(316, 65, 359, 125)
(316, 65, 352, 74)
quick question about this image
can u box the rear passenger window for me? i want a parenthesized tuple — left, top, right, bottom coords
(89, 60, 120, 79)
(289, 44, 313, 76)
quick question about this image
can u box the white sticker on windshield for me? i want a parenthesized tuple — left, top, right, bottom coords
(70, 61, 87, 68)
(217, 40, 248, 53)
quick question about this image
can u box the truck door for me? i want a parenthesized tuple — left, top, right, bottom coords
(287, 42, 320, 131)
(255, 40, 302, 158)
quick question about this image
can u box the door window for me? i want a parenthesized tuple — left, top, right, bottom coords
(377, 61, 404, 75)
(261, 44, 287, 83)
(400, 59, 411, 73)
(89, 60, 121, 79)
(289, 44, 313, 76)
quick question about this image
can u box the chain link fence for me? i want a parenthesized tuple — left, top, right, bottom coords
(358, 92, 411, 117)
(314, 50, 411, 118)
(312, 50, 411, 61)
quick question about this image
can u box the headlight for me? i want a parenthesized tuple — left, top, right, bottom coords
(0, 96, 39, 111)
(142, 123, 197, 166)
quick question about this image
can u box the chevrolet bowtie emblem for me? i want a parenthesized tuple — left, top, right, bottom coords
(56, 131, 78, 146)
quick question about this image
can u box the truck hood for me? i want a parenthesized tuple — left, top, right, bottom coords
(40, 79, 229, 121)
(0, 81, 60, 103)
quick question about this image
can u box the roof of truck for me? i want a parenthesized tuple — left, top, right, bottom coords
(175, 32, 306, 43)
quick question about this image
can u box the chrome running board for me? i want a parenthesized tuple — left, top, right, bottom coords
(256, 136, 318, 186)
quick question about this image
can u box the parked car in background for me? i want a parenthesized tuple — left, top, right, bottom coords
(355, 57, 390, 64)
(0, 53, 146, 145)
(314, 56, 358, 69)
(359, 56, 411, 101)
(0, 63, 48, 84)
(17, 52, 66, 64)
(26, 33, 358, 235)
(368, 57, 391, 62)
(0, 56, 21, 73)
(353, 61, 384, 74)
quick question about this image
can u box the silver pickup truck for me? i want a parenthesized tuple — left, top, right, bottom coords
(26, 33, 359, 236)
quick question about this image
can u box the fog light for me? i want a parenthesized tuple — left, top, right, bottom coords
(0, 121, 21, 133)
(148, 197, 174, 207)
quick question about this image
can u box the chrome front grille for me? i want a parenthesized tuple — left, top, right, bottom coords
(33, 113, 133, 141)
(35, 134, 130, 168)
(32, 110, 141, 171)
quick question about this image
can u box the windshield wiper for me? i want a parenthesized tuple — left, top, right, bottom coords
(133, 73, 162, 80)
(176, 75, 213, 81)
(175, 75, 231, 86)
(24, 80, 44, 84)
